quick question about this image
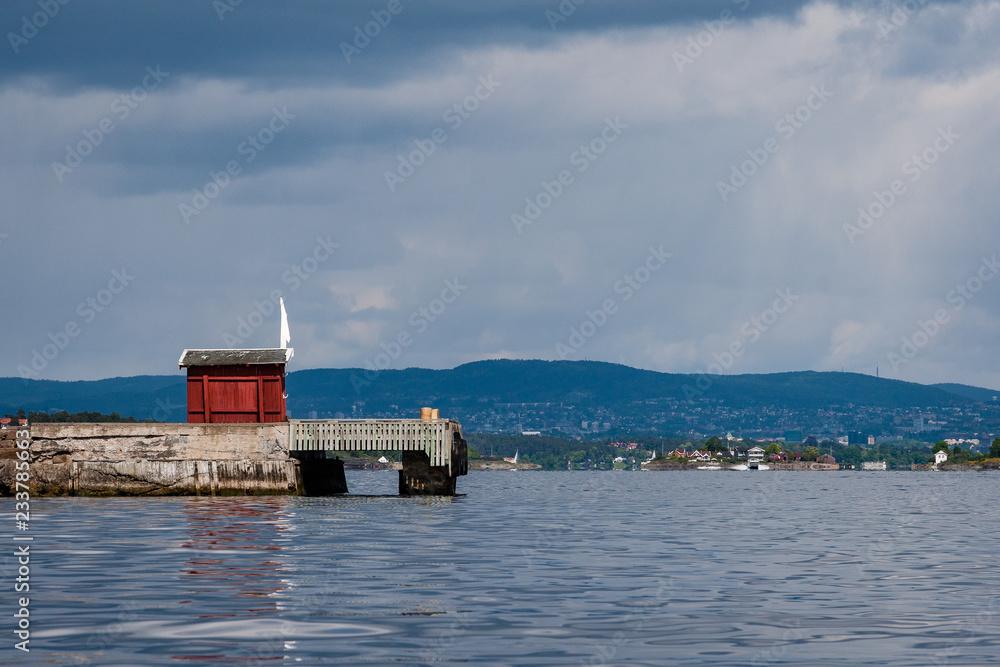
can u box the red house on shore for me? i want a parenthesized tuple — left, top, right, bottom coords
(179, 348, 293, 423)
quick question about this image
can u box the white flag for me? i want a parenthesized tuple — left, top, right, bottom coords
(279, 297, 291, 349)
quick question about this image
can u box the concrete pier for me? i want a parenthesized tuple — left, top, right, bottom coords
(1, 423, 300, 496)
(291, 417, 468, 495)
(0, 414, 468, 496)
(291, 451, 348, 495)
(399, 450, 457, 495)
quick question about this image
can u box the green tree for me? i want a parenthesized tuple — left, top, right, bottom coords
(990, 438, 1000, 458)
(933, 441, 950, 453)
(704, 436, 723, 452)
(764, 443, 783, 455)
(803, 446, 820, 460)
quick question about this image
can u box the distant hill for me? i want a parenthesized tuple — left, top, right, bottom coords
(0, 375, 186, 421)
(287, 361, 980, 415)
(3, 360, 997, 421)
(932, 383, 1000, 403)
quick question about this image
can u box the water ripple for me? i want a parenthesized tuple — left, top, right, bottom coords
(6, 471, 1000, 665)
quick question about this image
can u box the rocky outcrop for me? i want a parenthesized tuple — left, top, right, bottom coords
(911, 461, 1000, 471)
(769, 462, 839, 471)
(641, 460, 698, 470)
(470, 460, 542, 471)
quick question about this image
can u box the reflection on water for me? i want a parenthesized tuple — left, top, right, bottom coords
(180, 499, 288, 599)
(176, 499, 291, 662)
(16, 472, 1000, 665)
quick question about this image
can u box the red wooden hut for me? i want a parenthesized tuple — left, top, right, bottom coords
(178, 348, 292, 423)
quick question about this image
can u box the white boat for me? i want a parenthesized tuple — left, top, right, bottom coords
(731, 462, 770, 471)
(743, 446, 771, 470)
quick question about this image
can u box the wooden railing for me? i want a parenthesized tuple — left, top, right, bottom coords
(289, 419, 464, 473)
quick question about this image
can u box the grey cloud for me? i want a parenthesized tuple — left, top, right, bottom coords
(1, 0, 999, 391)
(2, 0, 880, 89)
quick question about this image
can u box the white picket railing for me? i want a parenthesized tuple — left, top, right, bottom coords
(289, 419, 463, 472)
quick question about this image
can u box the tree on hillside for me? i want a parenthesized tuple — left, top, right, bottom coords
(991, 438, 1000, 458)
(933, 441, 950, 453)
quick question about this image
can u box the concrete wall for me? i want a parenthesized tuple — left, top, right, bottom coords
(0, 423, 300, 496)
(31, 422, 290, 461)
(1, 421, 469, 496)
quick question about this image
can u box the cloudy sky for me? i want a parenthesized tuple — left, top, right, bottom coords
(2, 0, 999, 389)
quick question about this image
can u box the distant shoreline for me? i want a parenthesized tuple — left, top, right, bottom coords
(910, 462, 1000, 471)
(641, 460, 839, 471)
(470, 460, 542, 471)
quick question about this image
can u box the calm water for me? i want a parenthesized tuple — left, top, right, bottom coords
(4, 471, 1000, 665)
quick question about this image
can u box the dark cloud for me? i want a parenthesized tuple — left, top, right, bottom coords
(1, 0, 861, 88)
(1, 0, 998, 390)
